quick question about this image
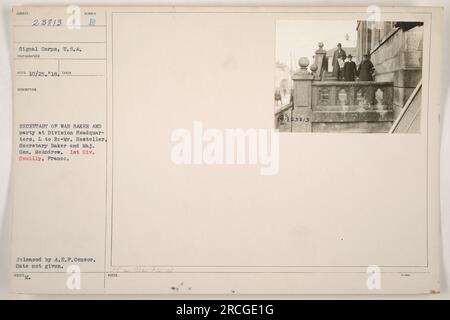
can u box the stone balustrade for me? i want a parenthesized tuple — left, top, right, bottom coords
(311, 81, 393, 110)
(275, 55, 395, 133)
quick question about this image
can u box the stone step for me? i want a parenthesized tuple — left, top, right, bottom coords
(321, 71, 337, 81)
(312, 109, 395, 123)
(313, 105, 393, 112)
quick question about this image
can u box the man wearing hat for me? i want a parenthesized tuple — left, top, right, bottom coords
(357, 54, 375, 81)
(332, 43, 347, 80)
(343, 54, 357, 81)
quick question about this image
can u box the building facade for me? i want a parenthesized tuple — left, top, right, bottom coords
(356, 21, 424, 116)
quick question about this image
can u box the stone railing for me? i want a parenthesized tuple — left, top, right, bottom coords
(311, 81, 393, 110)
(275, 55, 395, 133)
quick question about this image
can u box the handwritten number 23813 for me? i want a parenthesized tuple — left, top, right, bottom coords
(32, 19, 62, 27)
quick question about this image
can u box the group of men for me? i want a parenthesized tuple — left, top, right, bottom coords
(274, 43, 376, 107)
(331, 43, 375, 81)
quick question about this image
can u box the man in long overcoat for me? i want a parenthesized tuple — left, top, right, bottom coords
(332, 43, 347, 80)
(343, 54, 357, 81)
(357, 54, 375, 81)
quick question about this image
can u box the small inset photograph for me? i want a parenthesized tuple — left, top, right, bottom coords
(275, 20, 424, 133)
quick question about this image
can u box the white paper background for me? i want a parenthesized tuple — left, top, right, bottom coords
(1, 0, 449, 299)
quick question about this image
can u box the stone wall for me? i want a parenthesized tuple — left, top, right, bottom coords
(370, 25, 423, 116)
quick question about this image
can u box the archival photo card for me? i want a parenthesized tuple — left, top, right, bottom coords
(9, 6, 442, 295)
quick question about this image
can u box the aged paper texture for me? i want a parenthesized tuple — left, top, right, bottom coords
(10, 6, 442, 294)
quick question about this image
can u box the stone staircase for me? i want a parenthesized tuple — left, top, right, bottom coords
(321, 71, 337, 81)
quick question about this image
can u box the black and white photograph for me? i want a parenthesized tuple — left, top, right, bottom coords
(275, 20, 424, 133)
